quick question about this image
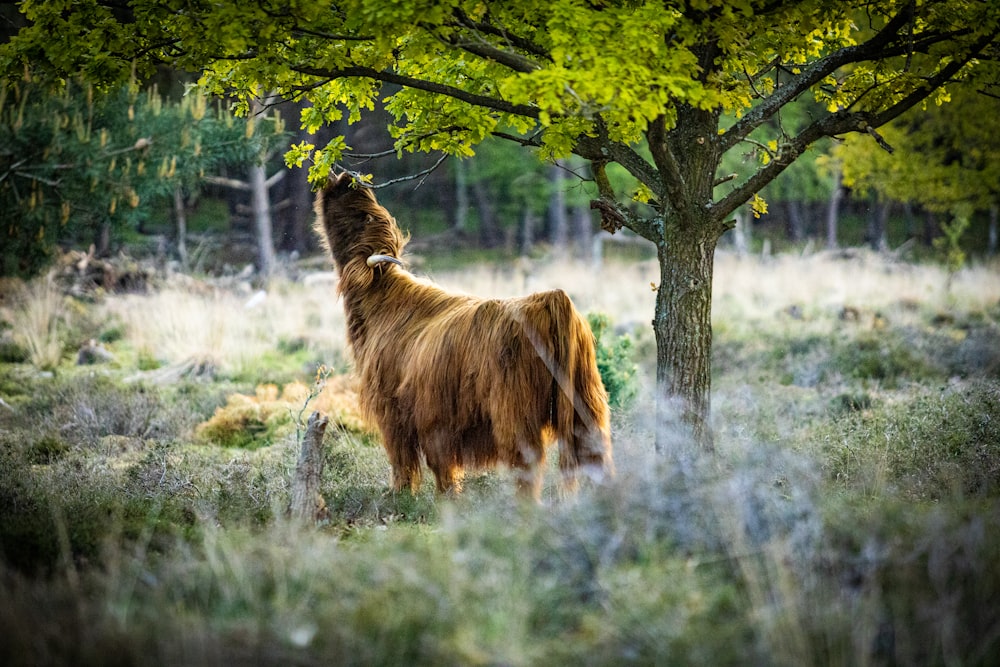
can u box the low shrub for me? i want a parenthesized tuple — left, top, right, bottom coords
(587, 312, 638, 410)
(817, 382, 1000, 502)
(195, 376, 373, 450)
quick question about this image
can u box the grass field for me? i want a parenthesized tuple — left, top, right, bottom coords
(1, 249, 999, 665)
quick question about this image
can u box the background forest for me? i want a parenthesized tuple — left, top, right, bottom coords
(2, 2, 1000, 666)
(4, 73, 999, 280)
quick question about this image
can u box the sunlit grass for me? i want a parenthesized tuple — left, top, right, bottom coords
(100, 277, 349, 380)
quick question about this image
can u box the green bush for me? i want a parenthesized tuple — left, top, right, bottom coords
(587, 312, 638, 409)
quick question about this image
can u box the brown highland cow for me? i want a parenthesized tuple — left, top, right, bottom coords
(315, 173, 613, 500)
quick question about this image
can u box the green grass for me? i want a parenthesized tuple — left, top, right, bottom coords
(1, 253, 999, 665)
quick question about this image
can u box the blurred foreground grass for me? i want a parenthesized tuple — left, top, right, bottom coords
(1, 250, 999, 665)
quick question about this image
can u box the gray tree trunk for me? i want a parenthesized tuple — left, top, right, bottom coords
(250, 163, 276, 277)
(520, 208, 536, 257)
(174, 186, 188, 269)
(654, 223, 717, 453)
(453, 158, 469, 232)
(732, 206, 751, 255)
(572, 204, 593, 260)
(868, 200, 891, 252)
(989, 204, 998, 256)
(548, 160, 569, 254)
(826, 167, 843, 249)
(648, 105, 723, 453)
(787, 200, 805, 242)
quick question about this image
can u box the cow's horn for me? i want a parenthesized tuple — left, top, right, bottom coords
(366, 254, 403, 268)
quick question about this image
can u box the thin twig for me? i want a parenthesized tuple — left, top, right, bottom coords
(366, 153, 449, 189)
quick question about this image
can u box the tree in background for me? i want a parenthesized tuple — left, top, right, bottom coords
(3, 0, 999, 448)
(0, 80, 284, 278)
(837, 63, 1000, 257)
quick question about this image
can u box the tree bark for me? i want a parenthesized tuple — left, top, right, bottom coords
(289, 411, 330, 523)
(653, 224, 717, 453)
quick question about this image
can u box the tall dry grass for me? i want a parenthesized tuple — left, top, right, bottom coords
(100, 279, 349, 378)
(417, 249, 1000, 332)
(92, 249, 999, 380)
(8, 272, 68, 370)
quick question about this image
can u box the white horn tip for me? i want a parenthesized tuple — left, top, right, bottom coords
(366, 254, 402, 268)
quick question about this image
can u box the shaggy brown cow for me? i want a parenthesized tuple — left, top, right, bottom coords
(315, 173, 613, 499)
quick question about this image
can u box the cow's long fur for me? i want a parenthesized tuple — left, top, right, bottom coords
(315, 173, 613, 499)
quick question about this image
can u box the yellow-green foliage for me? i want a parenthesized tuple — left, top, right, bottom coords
(196, 376, 373, 449)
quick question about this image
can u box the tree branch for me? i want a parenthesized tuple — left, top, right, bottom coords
(264, 169, 286, 189)
(439, 33, 540, 73)
(203, 175, 250, 190)
(290, 64, 539, 119)
(589, 162, 658, 241)
(713, 31, 993, 224)
(646, 114, 688, 212)
(719, 1, 918, 153)
(867, 29, 999, 128)
(365, 153, 449, 189)
(574, 128, 664, 203)
(490, 130, 543, 147)
(450, 9, 551, 61)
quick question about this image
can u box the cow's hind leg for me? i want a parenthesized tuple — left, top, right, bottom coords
(432, 465, 464, 495)
(511, 438, 545, 502)
(391, 459, 422, 494)
(381, 429, 422, 493)
(423, 431, 464, 495)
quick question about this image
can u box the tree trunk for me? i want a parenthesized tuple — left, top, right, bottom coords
(96, 220, 111, 257)
(868, 200, 891, 252)
(923, 209, 938, 246)
(653, 221, 716, 453)
(572, 204, 593, 260)
(520, 208, 536, 257)
(826, 167, 843, 249)
(548, 160, 569, 255)
(453, 158, 469, 232)
(732, 206, 751, 255)
(989, 204, 998, 256)
(250, 163, 276, 277)
(174, 186, 188, 269)
(471, 180, 502, 247)
(645, 105, 723, 454)
(786, 200, 805, 242)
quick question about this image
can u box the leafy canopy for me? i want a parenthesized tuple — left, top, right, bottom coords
(838, 63, 1000, 214)
(3, 1, 999, 233)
